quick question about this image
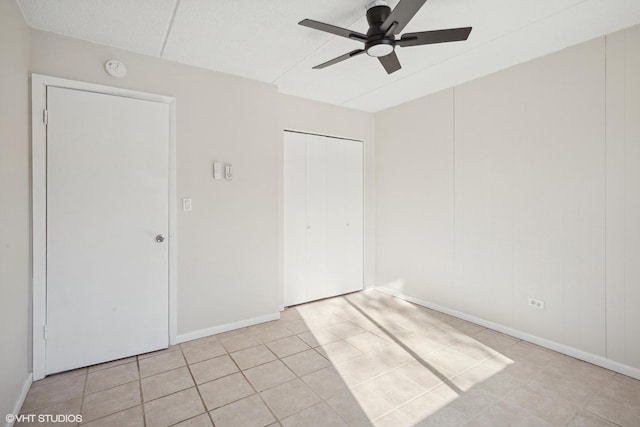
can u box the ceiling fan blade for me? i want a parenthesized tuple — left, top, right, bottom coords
(299, 19, 367, 42)
(378, 51, 402, 74)
(313, 49, 366, 69)
(380, 0, 428, 35)
(397, 27, 472, 47)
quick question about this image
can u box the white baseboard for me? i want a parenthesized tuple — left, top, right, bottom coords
(375, 286, 640, 381)
(175, 312, 281, 344)
(5, 372, 33, 427)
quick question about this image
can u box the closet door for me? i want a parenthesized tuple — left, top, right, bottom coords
(305, 134, 328, 302)
(345, 140, 364, 292)
(284, 132, 307, 306)
(325, 138, 347, 297)
(284, 131, 363, 307)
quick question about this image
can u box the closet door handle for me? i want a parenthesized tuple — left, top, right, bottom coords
(306, 225, 311, 230)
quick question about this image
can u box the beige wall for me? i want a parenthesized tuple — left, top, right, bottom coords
(278, 95, 376, 295)
(376, 89, 455, 308)
(27, 32, 378, 340)
(1, 10, 377, 411)
(606, 25, 640, 368)
(454, 37, 605, 354)
(376, 26, 640, 372)
(6, 0, 638, 412)
(0, 0, 31, 417)
(30, 30, 281, 337)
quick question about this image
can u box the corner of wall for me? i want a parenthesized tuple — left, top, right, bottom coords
(0, 0, 33, 419)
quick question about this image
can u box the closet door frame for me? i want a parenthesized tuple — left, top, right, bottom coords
(282, 130, 364, 307)
(283, 132, 308, 306)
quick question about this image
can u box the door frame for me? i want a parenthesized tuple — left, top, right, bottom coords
(31, 74, 178, 380)
(281, 129, 365, 308)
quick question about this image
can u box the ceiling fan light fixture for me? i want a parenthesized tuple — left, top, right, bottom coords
(366, 0, 389, 10)
(366, 43, 394, 57)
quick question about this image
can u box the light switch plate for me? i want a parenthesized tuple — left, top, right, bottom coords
(182, 197, 192, 211)
(213, 161, 223, 180)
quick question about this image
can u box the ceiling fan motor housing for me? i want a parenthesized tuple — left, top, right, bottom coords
(365, 5, 395, 57)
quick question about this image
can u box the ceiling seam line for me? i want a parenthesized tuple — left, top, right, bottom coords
(160, 0, 181, 57)
(340, 0, 591, 108)
(14, 0, 33, 27)
(270, 12, 367, 85)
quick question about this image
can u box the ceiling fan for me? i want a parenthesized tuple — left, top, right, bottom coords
(299, 0, 472, 74)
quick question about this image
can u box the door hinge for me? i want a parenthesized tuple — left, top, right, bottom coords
(43, 109, 48, 125)
(43, 324, 49, 340)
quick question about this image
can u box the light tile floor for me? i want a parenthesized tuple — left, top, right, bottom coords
(19, 290, 640, 426)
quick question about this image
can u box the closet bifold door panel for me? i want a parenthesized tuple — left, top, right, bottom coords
(284, 131, 364, 307)
(345, 140, 364, 292)
(325, 138, 348, 298)
(305, 134, 328, 303)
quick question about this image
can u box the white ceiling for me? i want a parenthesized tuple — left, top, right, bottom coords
(17, 0, 640, 112)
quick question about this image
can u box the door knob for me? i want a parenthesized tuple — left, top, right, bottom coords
(155, 234, 166, 243)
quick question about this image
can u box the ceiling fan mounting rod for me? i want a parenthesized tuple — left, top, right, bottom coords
(366, 5, 392, 36)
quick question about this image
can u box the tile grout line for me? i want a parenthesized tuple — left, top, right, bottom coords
(199, 300, 624, 426)
(78, 369, 88, 426)
(317, 306, 519, 421)
(61, 361, 141, 424)
(224, 343, 281, 424)
(137, 355, 147, 427)
(81, 406, 140, 426)
(138, 346, 181, 361)
(27, 292, 636, 426)
(462, 356, 609, 425)
(84, 333, 341, 423)
(85, 356, 136, 373)
(289, 326, 353, 424)
(166, 413, 208, 427)
(214, 323, 348, 424)
(179, 343, 216, 426)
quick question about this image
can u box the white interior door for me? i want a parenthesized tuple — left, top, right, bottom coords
(284, 132, 307, 306)
(305, 134, 328, 302)
(46, 87, 170, 374)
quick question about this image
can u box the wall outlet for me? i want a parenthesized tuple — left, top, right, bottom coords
(528, 298, 545, 310)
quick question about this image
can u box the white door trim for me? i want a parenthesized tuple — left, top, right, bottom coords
(31, 74, 178, 381)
